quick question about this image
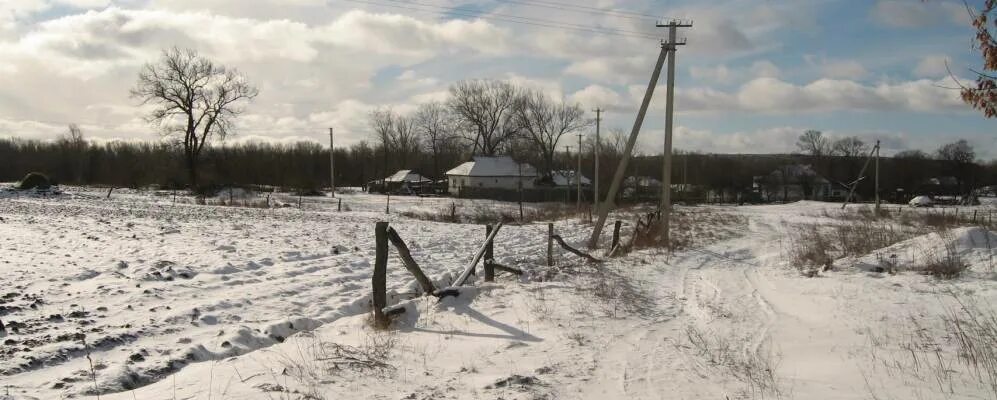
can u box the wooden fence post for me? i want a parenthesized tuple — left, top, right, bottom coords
(386, 193, 390, 214)
(612, 220, 622, 250)
(484, 224, 495, 282)
(338, 198, 342, 212)
(451, 202, 456, 221)
(547, 223, 554, 267)
(373, 222, 389, 328)
(106, 187, 113, 199)
(386, 227, 436, 295)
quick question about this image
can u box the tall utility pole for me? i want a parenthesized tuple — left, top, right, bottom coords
(329, 128, 335, 198)
(588, 36, 672, 249)
(576, 132, 583, 213)
(592, 108, 602, 214)
(874, 139, 880, 215)
(658, 20, 691, 246)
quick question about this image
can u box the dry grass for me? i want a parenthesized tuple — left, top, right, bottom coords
(620, 208, 747, 253)
(684, 324, 781, 397)
(915, 241, 969, 279)
(787, 224, 833, 277)
(788, 220, 923, 277)
(399, 202, 578, 224)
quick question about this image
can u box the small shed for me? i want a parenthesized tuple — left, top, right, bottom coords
(383, 170, 432, 193)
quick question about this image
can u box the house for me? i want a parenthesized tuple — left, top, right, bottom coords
(445, 156, 537, 195)
(754, 164, 848, 201)
(549, 170, 591, 187)
(382, 170, 432, 194)
(622, 176, 662, 199)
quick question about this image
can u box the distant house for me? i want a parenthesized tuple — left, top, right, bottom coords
(549, 170, 591, 187)
(754, 164, 847, 201)
(622, 176, 662, 199)
(382, 170, 432, 194)
(445, 156, 537, 195)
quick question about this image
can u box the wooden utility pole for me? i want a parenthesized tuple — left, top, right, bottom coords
(874, 140, 880, 215)
(592, 108, 602, 214)
(588, 20, 691, 249)
(329, 128, 335, 198)
(576, 132, 583, 213)
(658, 20, 691, 246)
(841, 142, 880, 209)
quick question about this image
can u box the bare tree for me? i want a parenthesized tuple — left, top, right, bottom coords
(414, 102, 457, 179)
(131, 47, 258, 188)
(832, 136, 869, 157)
(391, 114, 421, 168)
(796, 130, 830, 158)
(513, 88, 589, 178)
(369, 108, 395, 180)
(59, 124, 88, 183)
(447, 79, 520, 156)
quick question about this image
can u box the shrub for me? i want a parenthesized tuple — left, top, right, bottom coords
(788, 224, 833, 277)
(17, 172, 51, 190)
(917, 242, 969, 279)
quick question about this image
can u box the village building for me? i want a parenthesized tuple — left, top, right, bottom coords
(445, 156, 537, 195)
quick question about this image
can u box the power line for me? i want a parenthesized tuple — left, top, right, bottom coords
(338, 0, 663, 40)
(493, 0, 669, 21)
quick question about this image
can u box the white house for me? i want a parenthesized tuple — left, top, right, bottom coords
(384, 170, 431, 185)
(445, 156, 537, 194)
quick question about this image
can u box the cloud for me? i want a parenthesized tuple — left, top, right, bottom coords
(564, 56, 649, 84)
(568, 85, 624, 111)
(870, 0, 969, 28)
(750, 60, 781, 78)
(689, 64, 732, 83)
(666, 77, 967, 114)
(804, 55, 868, 80)
(913, 55, 953, 78)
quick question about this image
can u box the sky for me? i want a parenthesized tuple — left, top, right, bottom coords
(0, 0, 994, 159)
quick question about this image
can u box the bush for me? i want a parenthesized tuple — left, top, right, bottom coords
(917, 242, 969, 279)
(18, 172, 52, 190)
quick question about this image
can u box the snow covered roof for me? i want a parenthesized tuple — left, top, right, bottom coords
(384, 170, 431, 183)
(551, 170, 591, 186)
(909, 195, 933, 206)
(445, 156, 538, 177)
(624, 176, 661, 187)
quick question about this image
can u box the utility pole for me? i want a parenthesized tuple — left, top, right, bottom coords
(565, 145, 573, 204)
(329, 128, 335, 198)
(577, 132, 583, 213)
(592, 108, 602, 214)
(874, 139, 880, 215)
(588, 32, 678, 248)
(658, 19, 691, 247)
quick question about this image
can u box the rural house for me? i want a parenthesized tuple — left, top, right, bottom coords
(445, 156, 537, 195)
(380, 170, 432, 194)
(754, 164, 848, 202)
(548, 170, 591, 187)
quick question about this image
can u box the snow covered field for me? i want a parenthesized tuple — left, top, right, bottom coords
(1, 189, 995, 399)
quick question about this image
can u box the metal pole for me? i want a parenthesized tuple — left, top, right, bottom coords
(329, 128, 335, 198)
(577, 132, 582, 213)
(874, 140, 880, 215)
(593, 108, 601, 214)
(660, 25, 678, 245)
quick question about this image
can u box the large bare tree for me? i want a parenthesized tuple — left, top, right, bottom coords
(369, 107, 395, 179)
(831, 136, 869, 157)
(447, 79, 520, 156)
(796, 130, 830, 158)
(513, 88, 589, 178)
(132, 47, 258, 188)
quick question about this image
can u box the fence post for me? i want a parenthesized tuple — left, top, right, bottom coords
(547, 223, 554, 267)
(385, 227, 435, 294)
(451, 202, 456, 220)
(338, 198, 342, 212)
(612, 220, 622, 250)
(973, 210, 978, 223)
(386, 193, 390, 214)
(106, 187, 113, 199)
(484, 224, 495, 282)
(373, 222, 389, 328)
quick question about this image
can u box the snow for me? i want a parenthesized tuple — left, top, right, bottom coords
(445, 156, 538, 177)
(1, 194, 995, 399)
(383, 170, 431, 183)
(909, 195, 934, 207)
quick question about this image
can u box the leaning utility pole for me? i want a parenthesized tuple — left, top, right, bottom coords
(588, 35, 674, 249)
(329, 128, 336, 198)
(658, 20, 691, 246)
(592, 108, 602, 214)
(576, 132, 583, 213)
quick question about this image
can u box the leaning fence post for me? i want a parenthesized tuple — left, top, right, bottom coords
(547, 223, 554, 267)
(386, 227, 436, 294)
(373, 222, 389, 328)
(612, 220, 622, 250)
(484, 224, 495, 282)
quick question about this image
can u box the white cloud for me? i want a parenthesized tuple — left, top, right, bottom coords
(750, 60, 781, 78)
(913, 55, 953, 78)
(568, 85, 623, 111)
(689, 64, 732, 83)
(804, 55, 868, 80)
(564, 56, 648, 84)
(870, 0, 969, 28)
(664, 77, 968, 114)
